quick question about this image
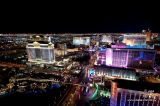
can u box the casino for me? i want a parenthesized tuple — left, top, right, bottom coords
(26, 41, 55, 64)
(96, 48, 156, 70)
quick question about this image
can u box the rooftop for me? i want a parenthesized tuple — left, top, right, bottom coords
(113, 79, 160, 93)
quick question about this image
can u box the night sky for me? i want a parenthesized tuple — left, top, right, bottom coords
(1, 2, 159, 33)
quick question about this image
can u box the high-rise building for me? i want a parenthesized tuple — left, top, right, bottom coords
(112, 49, 128, 67)
(97, 48, 156, 69)
(110, 79, 160, 106)
(73, 37, 90, 45)
(55, 43, 67, 56)
(26, 41, 55, 64)
(122, 34, 147, 48)
(146, 30, 152, 42)
(101, 34, 113, 43)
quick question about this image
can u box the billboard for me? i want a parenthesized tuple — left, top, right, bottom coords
(90, 69, 95, 76)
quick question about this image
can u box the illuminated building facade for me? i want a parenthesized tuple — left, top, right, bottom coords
(110, 82, 118, 106)
(146, 31, 152, 42)
(111, 43, 127, 48)
(97, 48, 156, 69)
(112, 49, 128, 67)
(101, 34, 113, 43)
(97, 50, 106, 65)
(26, 41, 55, 64)
(73, 37, 90, 45)
(110, 79, 160, 106)
(122, 34, 147, 48)
(94, 66, 137, 81)
(55, 43, 67, 56)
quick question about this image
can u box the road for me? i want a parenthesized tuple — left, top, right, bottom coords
(0, 62, 26, 68)
(61, 85, 79, 106)
(56, 85, 73, 106)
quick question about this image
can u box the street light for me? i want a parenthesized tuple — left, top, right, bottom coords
(90, 83, 93, 87)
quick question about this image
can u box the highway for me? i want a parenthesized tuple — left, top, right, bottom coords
(56, 84, 73, 106)
(57, 85, 76, 106)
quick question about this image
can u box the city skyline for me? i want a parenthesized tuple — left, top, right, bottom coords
(0, 32, 160, 106)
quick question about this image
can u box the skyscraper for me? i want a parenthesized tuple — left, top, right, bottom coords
(97, 48, 156, 69)
(26, 36, 55, 64)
